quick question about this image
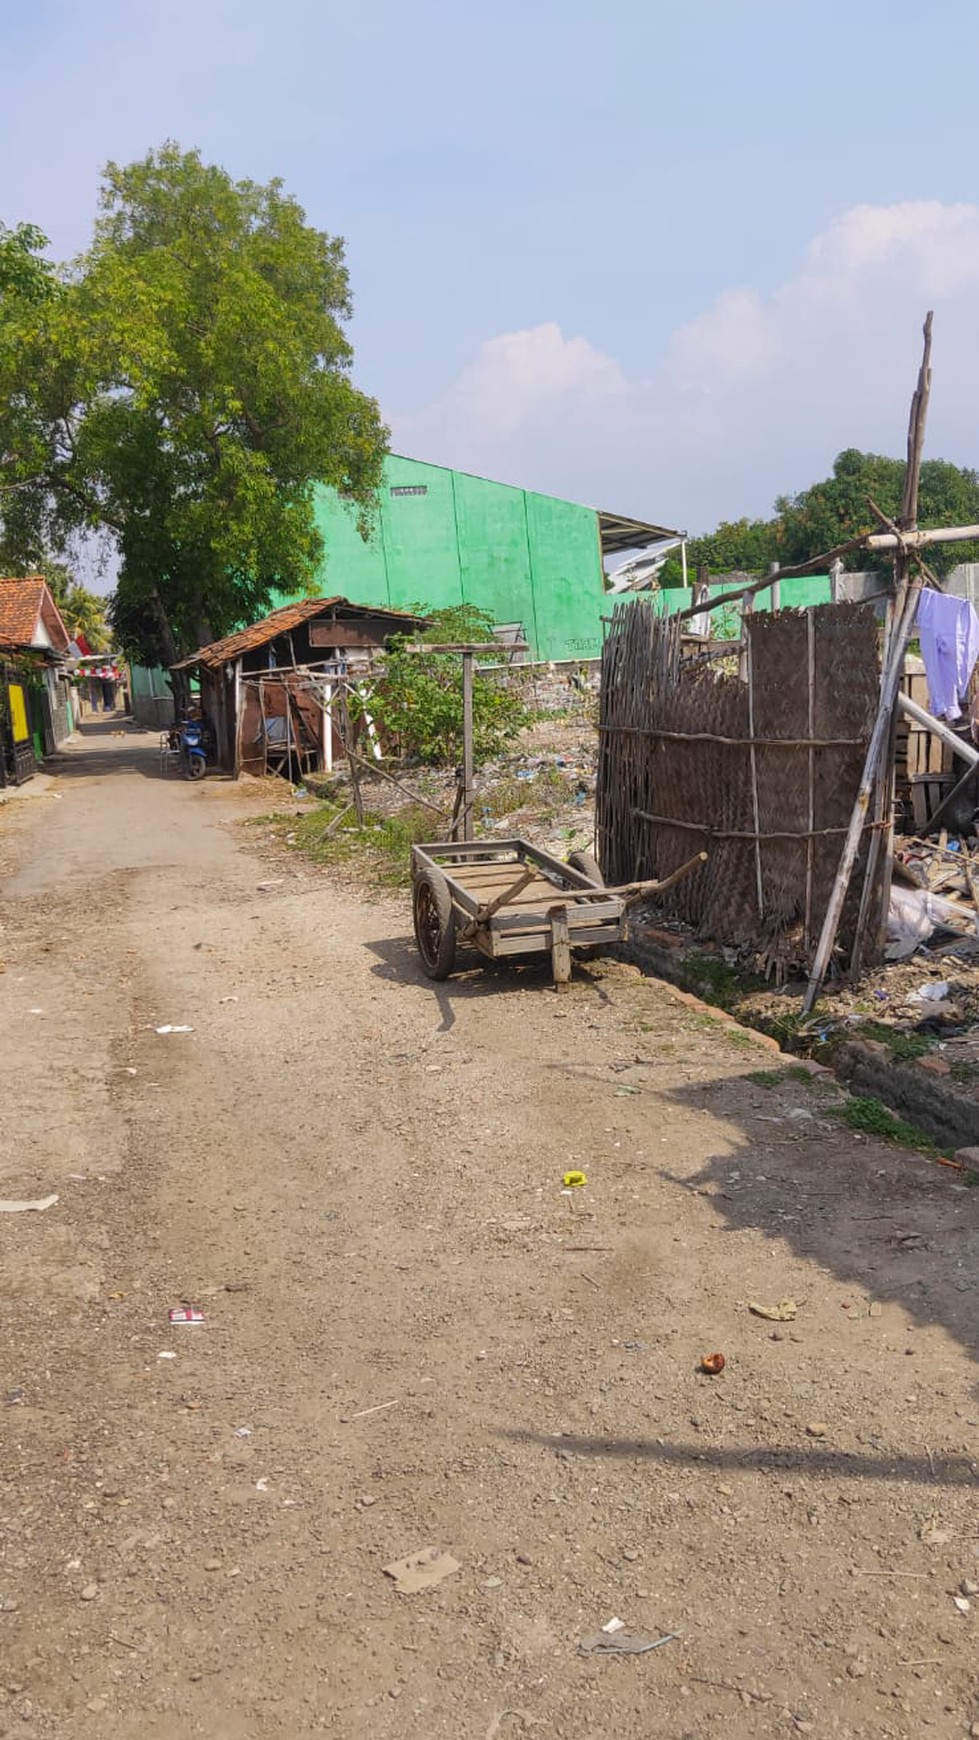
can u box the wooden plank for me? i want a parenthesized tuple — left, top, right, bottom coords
(549, 906, 572, 987)
(450, 866, 538, 889)
(490, 924, 620, 957)
(469, 866, 537, 926)
(488, 899, 623, 933)
(450, 875, 557, 898)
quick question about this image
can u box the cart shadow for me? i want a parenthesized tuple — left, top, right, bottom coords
(366, 934, 614, 1032)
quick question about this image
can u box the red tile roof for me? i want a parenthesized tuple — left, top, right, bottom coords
(0, 577, 71, 653)
(175, 596, 428, 669)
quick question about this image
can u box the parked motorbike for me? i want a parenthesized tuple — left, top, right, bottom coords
(174, 714, 212, 780)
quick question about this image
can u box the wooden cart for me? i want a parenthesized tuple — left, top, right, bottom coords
(410, 838, 705, 986)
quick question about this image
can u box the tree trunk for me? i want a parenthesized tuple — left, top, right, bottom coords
(151, 590, 188, 714)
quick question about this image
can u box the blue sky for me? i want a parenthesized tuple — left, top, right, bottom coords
(3, 0, 979, 534)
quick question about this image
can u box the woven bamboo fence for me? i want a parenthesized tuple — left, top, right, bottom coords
(596, 600, 884, 973)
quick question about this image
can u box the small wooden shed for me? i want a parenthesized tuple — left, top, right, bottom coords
(172, 596, 427, 780)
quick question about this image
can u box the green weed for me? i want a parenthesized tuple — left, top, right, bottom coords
(679, 951, 741, 1009)
(744, 1064, 816, 1088)
(836, 1095, 934, 1153)
(286, 801, 435, 887)
(861, 1022, 934, 1062)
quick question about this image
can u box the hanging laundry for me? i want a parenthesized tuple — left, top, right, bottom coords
(915, 590, 979, 721)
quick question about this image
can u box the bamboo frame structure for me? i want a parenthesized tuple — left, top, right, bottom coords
(802, 313, 934, 1012)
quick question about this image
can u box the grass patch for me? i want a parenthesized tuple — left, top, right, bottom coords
(286, 801, 435, 887)
(480, 765, 572, 819)
(745, 1065, 815, 1088)
(948, 1058, 979, 1086)
(679, 951, 741, 1010)
(836, 1094, 934, 1153)
(860, 1022, 934, 1062)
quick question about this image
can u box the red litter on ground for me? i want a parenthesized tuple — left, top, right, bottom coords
(168, 1307, 205, 1325)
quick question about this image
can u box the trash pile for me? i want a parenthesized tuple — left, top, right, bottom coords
(888, 835, 979, 959)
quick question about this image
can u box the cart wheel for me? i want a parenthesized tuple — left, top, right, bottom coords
(413, 867, 457, 980)
(567, 849, 604, 887)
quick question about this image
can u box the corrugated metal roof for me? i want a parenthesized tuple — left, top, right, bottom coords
(598, 512, 685, 556)
(174, 595, 428, 669)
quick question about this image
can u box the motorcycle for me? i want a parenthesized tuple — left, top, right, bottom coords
(175, 714, 211, 781)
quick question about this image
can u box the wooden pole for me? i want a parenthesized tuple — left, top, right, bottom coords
(804, 610, 815, 949)
(258, 679, 268, 778)
(802, 312, 933, 1014)
(462, 650, 475, 843)
(865, 522, 979, 549)
(338, 687, 365, 824)
(897, 692, 979, 765)
(851, 595, 898, 975)
(549, 905, 572, 988)
(746, 629, 765, 917)
(738, 588, 754, 684)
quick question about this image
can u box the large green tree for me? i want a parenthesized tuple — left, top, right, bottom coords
(774, 448, 979, 577)
(0, 145, 387, 671)
(40, 561, 110, 651)
(0, 222, 65, 569)
(662, 448, 979, 585)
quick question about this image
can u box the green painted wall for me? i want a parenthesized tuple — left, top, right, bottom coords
(312, 455, 606, 661)
(651, 577, 831, 637)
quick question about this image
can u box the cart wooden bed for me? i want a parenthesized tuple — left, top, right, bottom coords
(410, 838, 705, 986)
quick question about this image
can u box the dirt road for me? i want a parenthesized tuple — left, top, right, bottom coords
(1, 719, 977, 1739)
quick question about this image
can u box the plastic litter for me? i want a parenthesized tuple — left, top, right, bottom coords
(155, 1024, 194, 1035)
(907, 981, 950, 1003)
(168, 1306, 204, 1325)
(580, 1630, 679, 1656)
(0, 1194, 58, 1213)
(886, 885, 969, 959)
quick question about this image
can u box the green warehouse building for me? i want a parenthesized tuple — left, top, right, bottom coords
(312, 454, 680, 663)
(129, 455, 679, 725)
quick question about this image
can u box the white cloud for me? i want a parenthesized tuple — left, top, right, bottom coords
(391, 200, 979, 531)
(435, 323, 632, 442)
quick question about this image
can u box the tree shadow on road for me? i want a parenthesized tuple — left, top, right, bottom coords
(46, 717, 235, 783)
(658, 1066, 979, 1397)
(498, 1425, 976, 1488)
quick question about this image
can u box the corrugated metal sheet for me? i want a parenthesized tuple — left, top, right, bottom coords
(174, 596, 427, 670)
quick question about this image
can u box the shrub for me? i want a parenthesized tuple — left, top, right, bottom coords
(363, 603, 527, 766)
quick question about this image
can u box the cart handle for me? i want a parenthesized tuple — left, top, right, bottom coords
(603, 850, 708, 903)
